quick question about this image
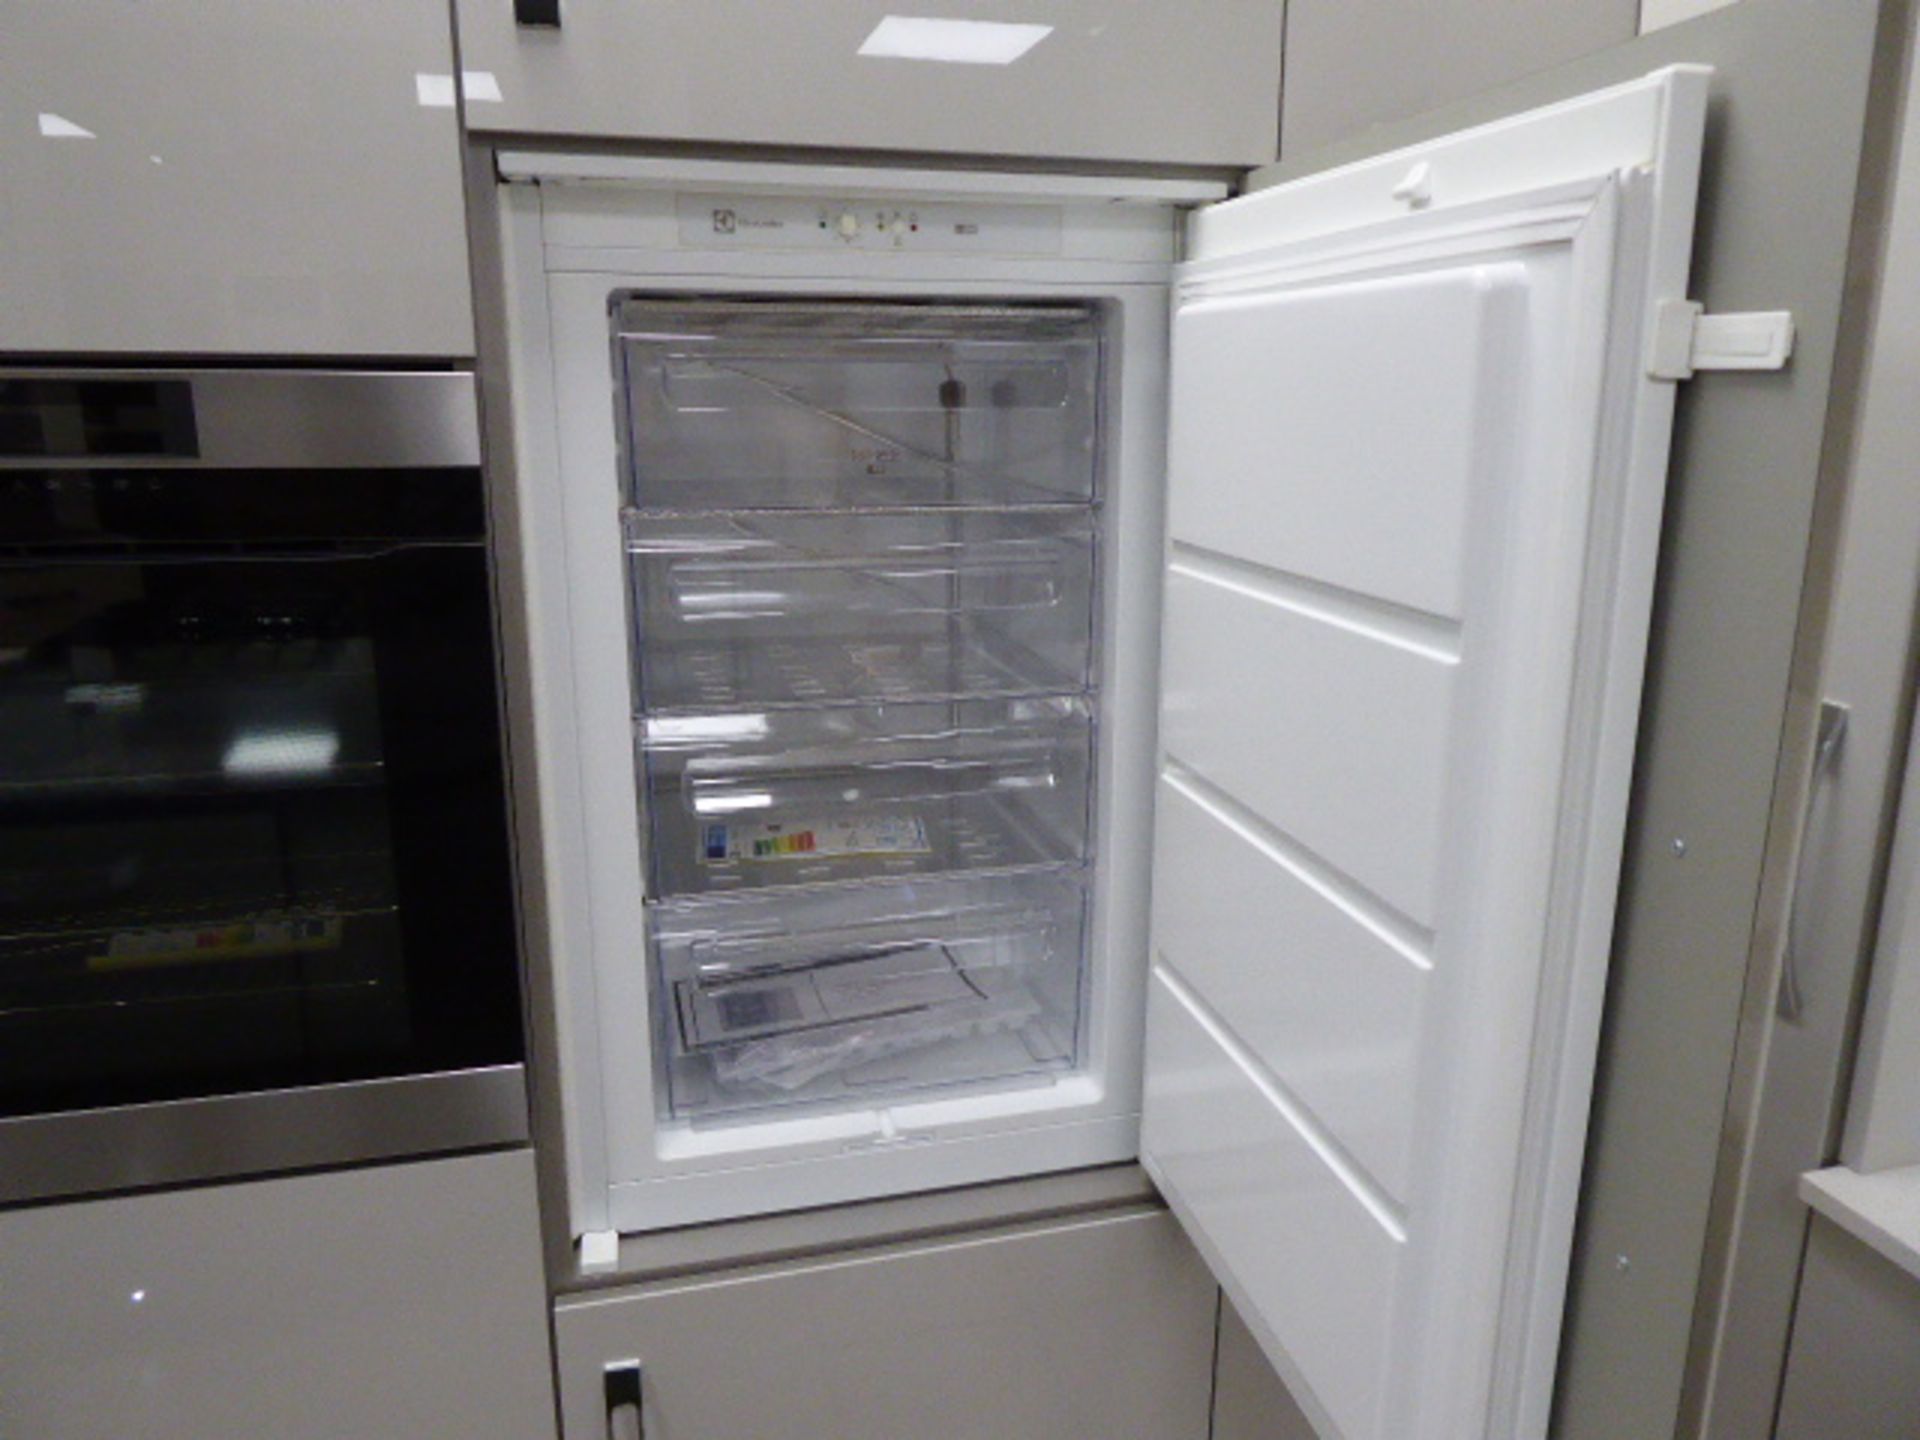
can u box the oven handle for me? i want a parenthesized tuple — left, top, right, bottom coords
(0, 370, 479, 470)
(0, 1065, 530, 1206)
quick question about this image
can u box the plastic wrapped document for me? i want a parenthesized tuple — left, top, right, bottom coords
(677, 945, 1043, 1092)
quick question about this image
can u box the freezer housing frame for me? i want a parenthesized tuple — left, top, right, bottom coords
(497, 171, 1179, 1237)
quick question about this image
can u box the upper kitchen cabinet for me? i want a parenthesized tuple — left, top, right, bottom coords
(0, 1, 474, 358)
(452, 1, 1282, 167)
(1280, 0, 1638, 154)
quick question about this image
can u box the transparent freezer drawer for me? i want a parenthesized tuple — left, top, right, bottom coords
(628, 510, 1096, 710)
(615, 299, 1104, 511)
(640, 697, 1093, 899)
(650, 871, 1087, 1121)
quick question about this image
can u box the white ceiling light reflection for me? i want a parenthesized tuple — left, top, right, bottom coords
(414, 72, 458, 109)
(223, 727, 341, 779)
(415, 70, 505, 108)
(857, 16, 1053, 64)
(37, 113, 96, 139)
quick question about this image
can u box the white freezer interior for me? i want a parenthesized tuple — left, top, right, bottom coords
(621, 299, 1105, 1128)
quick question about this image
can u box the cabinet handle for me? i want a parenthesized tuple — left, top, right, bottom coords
(605, 1359, 643, 1440)
(515, 0, 561, 26)
(1778, 699, 1849, 1023)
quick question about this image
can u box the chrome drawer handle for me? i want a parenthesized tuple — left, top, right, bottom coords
(605, 1359, 643, 1440)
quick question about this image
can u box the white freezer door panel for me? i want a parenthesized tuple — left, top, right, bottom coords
(1142, 68, 1709, 1440)
(1153, 775, 1427, 1202)
(1159, 562, 1458, 928)
(1164, 267, 1521, 620)
(1144, 967, 1405, 1434)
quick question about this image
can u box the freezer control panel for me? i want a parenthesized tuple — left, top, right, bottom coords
(676, 193, 1065, 256)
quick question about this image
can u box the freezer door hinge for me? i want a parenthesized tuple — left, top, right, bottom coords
(1647, 299, 1796, 381)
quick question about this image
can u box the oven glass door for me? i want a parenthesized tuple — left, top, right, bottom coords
(0, 468, 521, 1117)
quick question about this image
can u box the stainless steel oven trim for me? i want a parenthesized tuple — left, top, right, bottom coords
(0, 369, 480, 470)
(0, 1064, 528, 1207)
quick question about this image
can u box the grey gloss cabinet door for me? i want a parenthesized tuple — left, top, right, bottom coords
(0, 1151, 557, 1440)
(0, 0, 474, 357)
(1774, 1218, 1920, 1440)
(453, 0, 1281, 167)
(553, 1207, 1215, 1440)
(1280, 0, 1637, 154)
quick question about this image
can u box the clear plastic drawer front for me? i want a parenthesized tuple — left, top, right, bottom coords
(615, 299, 1103, 511)
(627, 509, 1097, 711)
(639, 696, 1094, 900)
(649, 871, 1088, 1121)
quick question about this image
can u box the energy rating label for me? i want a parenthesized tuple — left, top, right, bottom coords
(701, 813, 931, 864)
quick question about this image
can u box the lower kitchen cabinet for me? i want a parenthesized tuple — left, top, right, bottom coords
(1774, 1216, 1920, 1440)
(0, 1149, 556, 1440)
(553, 1205, 1215, 1440)
(1211, 1297, 1318, 1440)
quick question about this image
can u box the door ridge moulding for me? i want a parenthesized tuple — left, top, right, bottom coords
(1166, 540, 1463, 662)
(1152, 963, 1411, 1240)
(1159, 759, 1435, 970)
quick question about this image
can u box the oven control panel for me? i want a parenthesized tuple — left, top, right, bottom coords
(675, 193, 1065, 256)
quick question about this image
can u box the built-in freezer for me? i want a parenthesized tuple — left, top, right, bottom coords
(498, 70, 1717, 1437)
(503, 188, 1177, 1235)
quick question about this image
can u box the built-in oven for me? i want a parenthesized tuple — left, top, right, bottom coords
(0, 370, 526, 1205)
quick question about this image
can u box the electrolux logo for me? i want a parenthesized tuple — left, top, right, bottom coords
(711, 208, 736, 235)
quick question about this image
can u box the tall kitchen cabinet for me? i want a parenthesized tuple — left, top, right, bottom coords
(0, 0, 474, 357)
(472, 4, 1890, 1440)
(1280, 0, 1640, 153)
(488, 46, 1733, 1440)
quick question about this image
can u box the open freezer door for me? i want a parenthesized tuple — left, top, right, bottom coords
(1141, 68, 1711, 1440)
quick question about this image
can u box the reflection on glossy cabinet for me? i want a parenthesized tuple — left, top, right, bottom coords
(0, 1151, 556, 1440)
(453, 0, 1282, 166)
(553, 1206, 1216, 1440)
(0, 0, 474, 357)
(1280, 0, 1637, 155)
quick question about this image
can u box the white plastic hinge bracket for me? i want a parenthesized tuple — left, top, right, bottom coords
(579, 1228, 620, 1272)
(1392, 161, 1434, 209)
(1647, 299, 1796, 380)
